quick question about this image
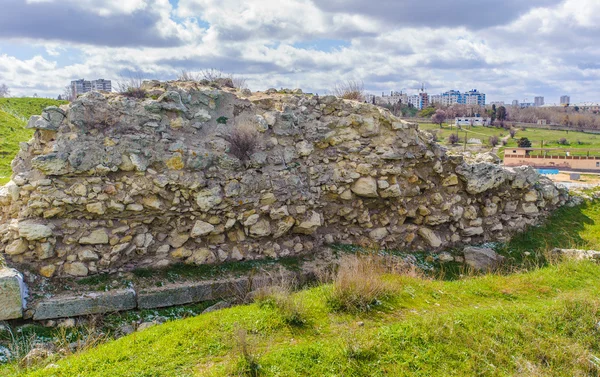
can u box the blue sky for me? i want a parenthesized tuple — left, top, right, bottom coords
(0, 0, 599, 104)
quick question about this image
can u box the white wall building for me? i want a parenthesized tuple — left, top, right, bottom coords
(455, 117, 491, 126)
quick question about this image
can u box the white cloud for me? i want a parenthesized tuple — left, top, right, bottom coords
(1, 0, 599, 103)
(26, 0, 147, 16)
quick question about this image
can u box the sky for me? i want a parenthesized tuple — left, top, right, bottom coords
(0, 0, 599, 104)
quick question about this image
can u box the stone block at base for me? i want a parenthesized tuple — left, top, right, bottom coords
(33, 289, 136, 320)
(137, 281, 215, 309)
(0, 268, 24, 320)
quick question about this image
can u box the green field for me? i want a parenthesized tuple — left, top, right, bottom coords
(0, 98, 67, 184)
(3, 199, 600, 377)
(419, 122, 600, 158)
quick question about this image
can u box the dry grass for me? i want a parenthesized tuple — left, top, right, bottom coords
(117, 73, 147, 99)
(232, 327, 260, 377)
(332, 80, 365, 102)
(252, 278, 307, 327)
(326, 254, 401, 313)
(178, 69, 248, 90)
(224, 125, 259, 162)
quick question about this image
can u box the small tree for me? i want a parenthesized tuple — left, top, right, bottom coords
(431, 109, 446, 128)
(488, 135, 499, 147)
(518, 137, 532, 148)
(0, 83, 9, 98)
(448, 133, 460, 145)
(496, 106, 507, 123)
(509, 129, 517, 138)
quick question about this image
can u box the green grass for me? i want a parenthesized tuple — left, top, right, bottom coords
(420, 122, 600, 158)
(3, 259, 599, 377)
(0, 98, 67, 185)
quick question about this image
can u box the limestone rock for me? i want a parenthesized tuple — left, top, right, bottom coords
(0, 268, 23, 320)
(17, 222, 53, 241)
(5, 239, 28, 255)
(274, 217, 295, 238)
(351, 177, 379, 198)
(455, 163, 508, 194)
(63, 262, 89, 277)
(249, 218, 271, 238)
(296, 141, 314, 157)
(79, 229, 109, 245)
(293, 211, 322, 235)
(418, 228, 442, 248)
(168, 231, 189, 248)
(191, 220, 215, 238)
(369, 227, 389, 241)
(78, 249, 99, 262)
(196, 186, 223, 212)
(463, 247, 505, 270)
(40, 264, 57, 278)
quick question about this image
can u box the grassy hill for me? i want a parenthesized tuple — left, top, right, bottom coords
(0, 98, 67, 185)
(419, 122, 600, 158)
(2, 199, 600, 377)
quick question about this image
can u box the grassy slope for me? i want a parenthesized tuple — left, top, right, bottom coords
(4, 200, 600, 377)
(419, 122, 600, 157)
(0, 98, 67, 184)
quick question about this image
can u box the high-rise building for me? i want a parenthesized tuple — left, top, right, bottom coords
(512, 100, 519, 107)
(419, 92, 429, 109)
(560, 95, 570, 105)
(91, 79, 112, 92)
(464, 89, 486, 106)
(70, 78, 112, 96)
(534, 96, 544, 107)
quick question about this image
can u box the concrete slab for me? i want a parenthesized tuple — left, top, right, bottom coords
(0, 268, 24, 320)
(137, 281, 214, 309)
(33, 289, 136, 320)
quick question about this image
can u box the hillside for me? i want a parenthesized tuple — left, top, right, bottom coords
(2, 199, 600, 377)
(0, 98, 67, 184)
(2, 260, 599, 376)
(419, 122, 600, 157)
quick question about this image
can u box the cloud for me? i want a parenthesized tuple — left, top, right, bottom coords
(0, 0, 600, 103)
(311, 0, 564, 30)
(0, 0, 189, 47)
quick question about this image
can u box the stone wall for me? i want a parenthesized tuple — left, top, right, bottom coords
(0, 81, 568, 278)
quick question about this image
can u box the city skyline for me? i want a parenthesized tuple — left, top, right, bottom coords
(0, 0, 599, 103)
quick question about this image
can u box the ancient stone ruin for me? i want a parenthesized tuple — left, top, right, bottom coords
(0, 81, 568, 280)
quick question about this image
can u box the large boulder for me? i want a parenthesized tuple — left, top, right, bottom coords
(0, 268, 24, 320)
(463, 246, 505, 270)
(455, 163, 509, 194)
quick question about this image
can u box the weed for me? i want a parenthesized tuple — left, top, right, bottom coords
(224, 125, 259, 162)
(216, 116, 229, 124)
(332, 80, 365, 102)
(233, 327, 261, 377)
(253, 281, 308, 327)
(327, 254, 395, 313)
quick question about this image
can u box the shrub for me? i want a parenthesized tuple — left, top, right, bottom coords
(558, 137, 569, 145)
(327, 254, 395, 313)
(518, 137, 532, 148)
(509, 129, 517, 138)
(332, 80, 365, 102)
(117, 74, 147, 99)
(253, 285, 307, 327)
(224, 125, 259, 162)
(448, 133, 460, 145)
(488, 135, 499, 147)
